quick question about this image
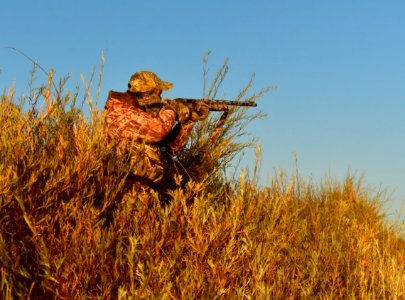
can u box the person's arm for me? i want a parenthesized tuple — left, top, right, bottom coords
(168, 121, 195, 153)
(105, 97, 176, 142)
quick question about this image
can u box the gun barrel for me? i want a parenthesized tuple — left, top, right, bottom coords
(217, 100, 257, 107)
(174, 98, 257, 111)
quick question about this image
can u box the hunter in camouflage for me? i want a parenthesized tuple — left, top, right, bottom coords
(104, 71, 208, 199)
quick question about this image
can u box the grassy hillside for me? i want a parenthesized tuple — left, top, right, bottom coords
(0, 68, 404, 299)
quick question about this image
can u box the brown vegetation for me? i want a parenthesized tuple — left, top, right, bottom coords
(0, 59, 404, 299)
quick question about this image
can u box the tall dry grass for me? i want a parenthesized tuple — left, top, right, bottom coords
(0, 57, 404, 299)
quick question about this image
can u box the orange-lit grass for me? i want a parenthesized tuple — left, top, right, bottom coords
(0, 67, 403, 299)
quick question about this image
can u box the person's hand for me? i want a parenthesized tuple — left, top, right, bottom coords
(191, 103, 210, 121)
(165, 99, 191, 123)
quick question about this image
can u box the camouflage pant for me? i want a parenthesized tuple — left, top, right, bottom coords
(121, 143, 164, 202)
(130, 152, 164, 185)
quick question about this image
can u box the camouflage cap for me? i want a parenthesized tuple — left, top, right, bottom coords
(128, 71, 173, 93)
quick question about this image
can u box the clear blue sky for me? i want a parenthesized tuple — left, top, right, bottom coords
(1, 1, 404, 219)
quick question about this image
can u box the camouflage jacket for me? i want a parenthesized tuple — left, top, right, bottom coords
(104, 91, 194, 155)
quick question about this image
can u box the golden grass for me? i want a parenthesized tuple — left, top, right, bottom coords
(0, 62, 404, 299)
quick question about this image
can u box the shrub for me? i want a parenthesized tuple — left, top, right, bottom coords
(0, 56, 403, 299)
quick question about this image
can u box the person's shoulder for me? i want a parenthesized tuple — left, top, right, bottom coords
(108, 91, 139, 107)
(108, 90, 126, 99)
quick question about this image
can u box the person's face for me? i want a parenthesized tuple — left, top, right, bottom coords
(154, 89, 163, 98)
